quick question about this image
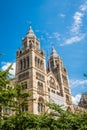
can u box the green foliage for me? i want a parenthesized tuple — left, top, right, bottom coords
(0, 53, 3, 56)
(0, 61, 32, 118)
(0, 64, 13, 118)
(11, 84, 32, 114)
(0, 64, 12, 88)
(83, 73, 87, 77)
(1, 102, 87, 130)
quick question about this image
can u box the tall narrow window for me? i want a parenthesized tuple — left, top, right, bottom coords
(50, 61, 54, 68)
(22, 105, 28, 112)
(38, 103, 43, 113)
(27, 57, 29, 68)
(38, 59, 40, 67)
(24, 58, 26, 69)
(38, 98, 44, 113)
(35, 56, 37, 67)
(20, 60, 22, 70)
(66, 95, 69, 103)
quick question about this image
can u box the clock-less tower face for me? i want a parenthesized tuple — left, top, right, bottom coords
(48, 48, 72, 105)
(16, 26, 48, 114)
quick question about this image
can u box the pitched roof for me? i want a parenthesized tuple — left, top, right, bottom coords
(50, 47, 58, 58)
(26, 26, 36, 38)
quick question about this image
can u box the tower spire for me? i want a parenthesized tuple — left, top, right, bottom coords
(27, 26, 36, 38)
(50, 47, 58, 58)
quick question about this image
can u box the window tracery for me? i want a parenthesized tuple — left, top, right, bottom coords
(35, 56, 44, 70)
(18, 71, 29, 81)
(36, 72, 45, 81)
(19, 56, 29, 72)
(49, 77, 55, 88)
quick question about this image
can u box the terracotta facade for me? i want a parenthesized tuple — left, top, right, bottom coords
(15, 26, 72, 114)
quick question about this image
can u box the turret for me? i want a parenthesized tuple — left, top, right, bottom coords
(22, 26, 40, 51)
(48, 48, 72, 105)
(48, 47, 62, 71)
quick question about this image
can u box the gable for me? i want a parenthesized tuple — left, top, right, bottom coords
(47, 71, 60, 91)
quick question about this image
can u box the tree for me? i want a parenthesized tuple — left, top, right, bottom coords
(84, 73, 87, 77)
(0, 64, 13, 118)
(0, 56, 35, 129)
(11, 83, 33, 114)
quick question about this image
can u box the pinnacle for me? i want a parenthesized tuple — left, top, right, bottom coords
(27, 26, 36, 38)
(51, 47, 58, 58)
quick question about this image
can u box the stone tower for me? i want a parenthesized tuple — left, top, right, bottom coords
(48, 48, 72, 105)
(79, 92, 87, 109)
(16, 26, 49, 114)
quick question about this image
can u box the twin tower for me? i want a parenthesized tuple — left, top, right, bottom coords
(16, 26, 72, 114)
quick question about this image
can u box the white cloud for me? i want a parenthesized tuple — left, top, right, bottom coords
(63, 34, 85, 45)
(1, 62, 16, 76)
(52, 32, 60, 41)
(46, 32, 60, 42)
(62, 1, 87, 46)
(40, 31, 61, 45)
(72, 94, 81, 105)
(71, 12, 83, 34)
(70, 79, 87, 105)
(70, 79, 87, 88)
(80, 1, 87, 12)
(71, 1, 87, 35)
(59, 13, 66, 18)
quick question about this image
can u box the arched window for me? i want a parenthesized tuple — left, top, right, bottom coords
(35, 56, 38, 67)
(24, 58, 26, 69)
(38, 98, 44, 113)
(35, 56, 37, 61)
(20, 60, 22, 70)
(38, 58, 40, 67)
(66, 95, 69, 103)
(26, 57, 29, 68)
(40, 60, 44, 69)
(50, 61, 54, 68)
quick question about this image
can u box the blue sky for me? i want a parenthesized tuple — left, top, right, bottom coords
(0, 0, 87, 104)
